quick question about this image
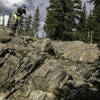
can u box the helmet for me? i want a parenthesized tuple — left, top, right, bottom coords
(21, 3, 27, 8)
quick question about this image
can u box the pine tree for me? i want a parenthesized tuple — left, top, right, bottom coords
(87, 11, 96, 43)
(32, 7, 40, 36)
(92, 0, 100, 43)
(7, 13, 12, 28)
(78, 3, 87, 31)
(24, 15, 32, 35)
(77, 3, 88, 42)
(2, 13, 5, 26)
(44, 0, 82, 40)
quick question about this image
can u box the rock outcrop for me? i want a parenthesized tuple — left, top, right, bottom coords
(54, 41, 100, 63)
(0, 27, 100, 100)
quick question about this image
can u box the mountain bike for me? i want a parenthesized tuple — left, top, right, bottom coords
(11, 16, 25, 36)
(11, 16, 30, 37)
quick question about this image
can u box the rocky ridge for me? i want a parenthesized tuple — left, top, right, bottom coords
(0, 26, 100, 100)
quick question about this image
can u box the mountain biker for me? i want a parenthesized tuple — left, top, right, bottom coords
(13, 3, 27, 26)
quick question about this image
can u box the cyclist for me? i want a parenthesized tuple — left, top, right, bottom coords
(12, 3, 27, 30)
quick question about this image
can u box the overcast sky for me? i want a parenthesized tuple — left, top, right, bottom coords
(0, 0, 49, 21)
(0, 0, 93, 37)
(0, 0, 93, 21)
(0, 0, 93, 33)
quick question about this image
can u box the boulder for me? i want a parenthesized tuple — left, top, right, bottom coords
(54, 41, 100, 63)
(41, 39, 55, 55)
(0, 29, 100, 100)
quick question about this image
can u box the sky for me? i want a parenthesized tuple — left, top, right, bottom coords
(0, 0, 49, 21)
(0, 0, 93, 37)
(0, 0, 93, 20)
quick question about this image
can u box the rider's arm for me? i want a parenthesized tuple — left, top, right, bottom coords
(23, 9, 28, 18)
(15, 8, 20, 15)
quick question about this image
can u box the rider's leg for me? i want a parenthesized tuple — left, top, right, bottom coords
(11, 14, 21, 33)
(13, 19, 17, 25)
(12, 14, 19, 31)
(13, 14, 18, 25)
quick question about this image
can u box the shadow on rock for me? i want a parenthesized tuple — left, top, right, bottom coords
(55, 84, 100, 100)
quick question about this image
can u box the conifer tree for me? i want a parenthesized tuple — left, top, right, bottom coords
(32, 7, 40, 36)
(24, 15, 32, 35)
(77, 3, 88, 42)
(91, 0, 100, 43)
(87, 11, 96, 43)
(2, 13, 5, 26)
(78, 3, 87, 31)
(7, 13, 12, 28)
(44, 0, 82, 40)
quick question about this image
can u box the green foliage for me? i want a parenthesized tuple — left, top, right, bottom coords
(86, 0, 100, 43)
(44, 0, 99, 43)
(7, 13, 12, 28)
(86, 12, 96, 43)
(76, 0, 100, 43)
(44, 0, 82, 40)
(92, 0, 100, 43)
(32, 6, 40, 36)
(77, 3, 89, 42)
(23, 15, 33, 35)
